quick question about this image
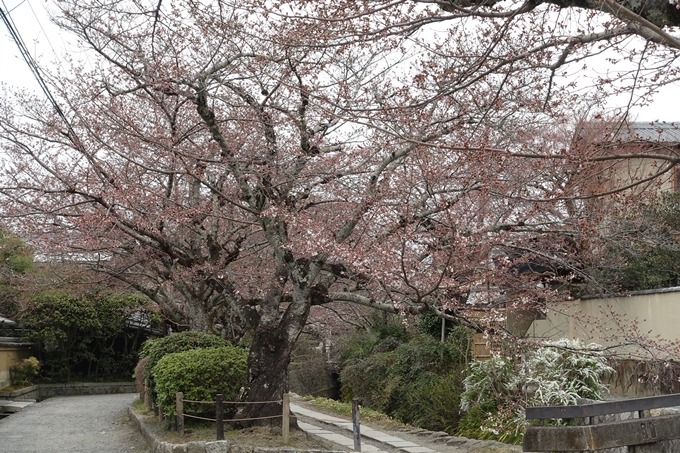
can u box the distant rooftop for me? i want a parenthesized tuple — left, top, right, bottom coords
(615, 121, 680, 142)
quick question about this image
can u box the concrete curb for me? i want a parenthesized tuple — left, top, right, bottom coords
(127, 406, 348, 453)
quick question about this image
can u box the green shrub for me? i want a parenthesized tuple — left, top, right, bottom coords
(340, 330, 472, 431)
(10, 356, 40, 385)
(20, 291, 151, 381)
(399, 369, 467, 433)
(141, 330, 227, 399)
(143, 331, 227, 375)
(152, 346, 248, 417)
(372, 316, 410, 343)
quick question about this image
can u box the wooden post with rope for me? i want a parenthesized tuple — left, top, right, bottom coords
(282, 393, 290, 443)
(176, 392, 184, 436)
(216, 394, 224, 440)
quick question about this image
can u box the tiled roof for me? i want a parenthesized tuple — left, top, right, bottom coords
(616, 122, 680, 142)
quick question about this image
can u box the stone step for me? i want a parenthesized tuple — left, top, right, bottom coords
(0, 399, 35, 413)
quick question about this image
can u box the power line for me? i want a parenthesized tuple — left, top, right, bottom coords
(0, 2, 78, 145)
(26, 0, 62, 67)
(0, 3, 119, 188)
(6, 0, 25, 14)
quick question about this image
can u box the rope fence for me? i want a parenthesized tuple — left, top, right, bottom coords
(175, 392, 291, 442)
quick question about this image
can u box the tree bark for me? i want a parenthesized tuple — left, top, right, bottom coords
(238, 331, 295, 427)
(237, 276, 312, 428)
(186, 300, 211, 333)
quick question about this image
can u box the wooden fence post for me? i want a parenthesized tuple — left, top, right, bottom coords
(282, 393, 290, 444)
(352, 398, 361, 452)
(144, 384, 150, 410)
(216, 394, 224, 440)
(176, 392, 184, 436)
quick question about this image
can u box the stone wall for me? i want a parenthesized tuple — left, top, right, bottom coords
(0, 382, 135, 400)
(604, 360, 680, 397)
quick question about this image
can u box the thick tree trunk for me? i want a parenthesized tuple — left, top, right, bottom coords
(238, 334, 294, 427)
(237, 294, 311, 428)
(186, 299, 211, 333)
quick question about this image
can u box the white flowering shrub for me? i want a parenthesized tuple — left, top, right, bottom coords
(460, 357, 518, 412)
(522, 338, 613, 407)
(458, 339, 613, 444)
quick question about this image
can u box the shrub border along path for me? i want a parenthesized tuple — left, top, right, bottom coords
(127, 396, 523, 453)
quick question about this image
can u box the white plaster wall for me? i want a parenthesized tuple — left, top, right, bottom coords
(527, 289, 680, 360)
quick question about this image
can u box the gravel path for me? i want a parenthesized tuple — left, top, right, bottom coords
(0, 393, 149, 453)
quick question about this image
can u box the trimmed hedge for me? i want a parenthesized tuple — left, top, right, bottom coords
(142, 331, 228, 374)
(141, 331, 227, 398)
(152, 346, 248, 416)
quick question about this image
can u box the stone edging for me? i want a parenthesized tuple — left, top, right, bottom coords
(0, 382, 136, 400)
(127, 406, 348, 453)
(391, 428, 522, 452)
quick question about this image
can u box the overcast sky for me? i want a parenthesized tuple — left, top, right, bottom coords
(1, 0, 679, 123)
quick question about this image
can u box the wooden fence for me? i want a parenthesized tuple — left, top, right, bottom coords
(175, 392, 291, 442)
(524, 393, 680, 452)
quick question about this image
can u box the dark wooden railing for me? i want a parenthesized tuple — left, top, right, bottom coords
(524, 394, 680, 452)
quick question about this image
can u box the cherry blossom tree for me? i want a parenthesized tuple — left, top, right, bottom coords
(1, 0, 678, 422)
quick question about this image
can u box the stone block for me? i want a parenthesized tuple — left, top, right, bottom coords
(205, 440, 231, 453)
(431, 436, 452, 444)
(172, 443, 188, 453)
(253, 447, 280, 453)
(231, 444, 253, 453)
(445, 438, 467, 447)
(429, 431, 449, 439)
(188, 441, 206, 453)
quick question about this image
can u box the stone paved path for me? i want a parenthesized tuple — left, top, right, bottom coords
(290, 399, 522, 453)
(0, 393, 149, 453)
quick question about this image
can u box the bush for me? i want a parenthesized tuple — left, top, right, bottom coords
(142, 331, 227, 374)
(340, 329, 472, 431)
(152, 346, 248, 417)
(141, 331, 227, 399)
(400, 370, 467, 433)
(20, 291, 151, 381)
(460, 357, 516, 412)
(458, 357, 523, 444)
(523, 338, 612, 406)
(458, 339, 613, 444)
(10, 357, 40, 386)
